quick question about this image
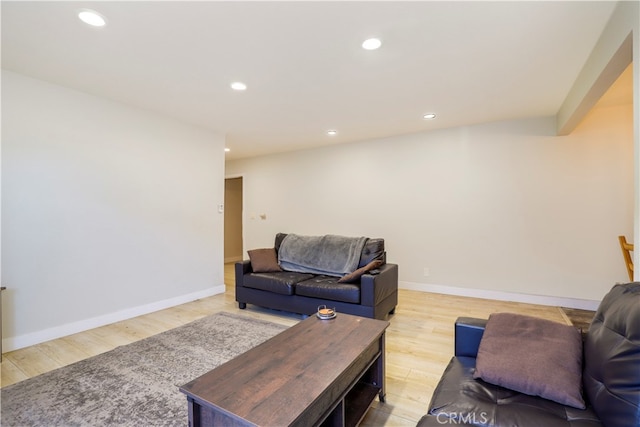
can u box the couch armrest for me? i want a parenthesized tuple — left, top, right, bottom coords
(235, 260, 252, 287)
(454, 317, 487, 358)
(360, 263, 398, 306)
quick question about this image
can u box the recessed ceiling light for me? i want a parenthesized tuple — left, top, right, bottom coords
(362, 38, 382, 50)
(78, 9, 107, 27)
(423, 113, 437, 120)
(327, 130, 338, 136)
(230, 82, 247, 91)
(224, 148, 231, 152)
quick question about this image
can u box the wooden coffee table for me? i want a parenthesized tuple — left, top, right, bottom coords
(180, 313, 389, 427)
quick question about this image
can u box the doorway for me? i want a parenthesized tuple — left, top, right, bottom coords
(224, 177, 243, 263)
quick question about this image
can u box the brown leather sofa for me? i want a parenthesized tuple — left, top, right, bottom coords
(235, 233, 398, 320)
(418, 282, 640, 427)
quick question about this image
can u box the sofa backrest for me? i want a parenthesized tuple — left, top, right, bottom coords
(275, 233, 288, 252)
(583, 282, 640, 426)
(358, 238, 385, 267)
(274, 233, 385, 268)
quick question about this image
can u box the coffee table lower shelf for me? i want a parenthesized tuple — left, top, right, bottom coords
(321, 381, 383, 427)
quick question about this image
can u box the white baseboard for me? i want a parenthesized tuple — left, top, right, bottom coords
(2, 285, 226, 353)
(400, 281, 600, 311)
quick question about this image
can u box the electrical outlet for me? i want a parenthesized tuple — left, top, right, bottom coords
(423, 267, 430, 277)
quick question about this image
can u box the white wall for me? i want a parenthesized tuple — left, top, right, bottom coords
(227, 106, 633, 307)
(558, 0, 639, 278)
(2, 71, 226, 350)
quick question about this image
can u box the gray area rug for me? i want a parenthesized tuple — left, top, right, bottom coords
(1, 312, 288, 426)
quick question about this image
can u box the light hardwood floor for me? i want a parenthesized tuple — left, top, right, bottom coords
(1, 264, 570, 426)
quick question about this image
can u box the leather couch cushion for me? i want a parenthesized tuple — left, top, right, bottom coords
(295, 275, 360, 303)
(583, 282, 640, 427)
(419, 356, 601, 427)
(243, 272, 314, 295)
(473, 313, 584, 409)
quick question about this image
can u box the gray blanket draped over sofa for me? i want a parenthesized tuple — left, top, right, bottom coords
(278, 233, 367, 276)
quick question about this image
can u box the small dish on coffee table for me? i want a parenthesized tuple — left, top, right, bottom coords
(317, 311, 336, 320)
(317, 306, 336, 319)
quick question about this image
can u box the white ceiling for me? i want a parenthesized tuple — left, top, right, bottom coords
(1, 1, 623, 160)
